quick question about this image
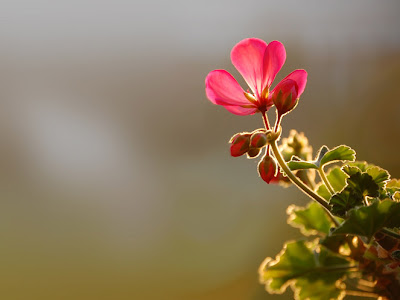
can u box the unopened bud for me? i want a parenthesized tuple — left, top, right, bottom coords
(271, 79, 299, 117)
(250, 132, 268, 148)
(229, 133, 251, 157)
(258, 155, 278, 184)
(247, 147, 261, 158)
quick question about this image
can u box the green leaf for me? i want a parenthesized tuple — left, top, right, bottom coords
(366, 166, 390, 188)
(287, 145, 355, 171)
(294, 277, 344, 300)
(288, 157, 318, 171)
(330, 188, 363, 217)
(332, 199, 400, 240)
(287, 202, 332, 235)
(346, 172, 379, 198)
(320, 145, 356, 167)
(346, 161, 372, 172)
(386, 179, 400, 195)
(259, 240, 350, 299)
(329, 169, 381, 216)
(343, 163, 391, 200)
(317, 167, 347, 201)
(342, 165, 361, 176)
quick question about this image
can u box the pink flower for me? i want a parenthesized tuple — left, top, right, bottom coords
(205, 38, 307, 116)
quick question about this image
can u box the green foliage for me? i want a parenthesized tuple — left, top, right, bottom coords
(259, 240, 350, 300)
(319, 145, 356, 166)
(332, 199, 400, 240)
(366, 166, 390, 188)
(329, 165, 388, 216)
(287, 202, 332, 235)
(317, 167, 347, 200)
(386, 179, 400, 197)
(346, 172, 379, 198)
(287, 145, 355, 171)
(329, 188, 363, 217)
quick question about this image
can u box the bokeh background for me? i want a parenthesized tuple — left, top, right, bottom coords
(0, 0, 399, 299)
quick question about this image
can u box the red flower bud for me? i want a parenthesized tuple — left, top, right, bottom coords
(271, 79, 299, 117)
(229, 133, 251, 157)
(247, 147, 261, 158)
(258, 155, 278, 184)
(250, 132, 268, 148)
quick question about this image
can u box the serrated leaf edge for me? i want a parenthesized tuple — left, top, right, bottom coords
(259, 240, 347, 300)
(320, 145, 356, 167)
(286, 204, 331, 236)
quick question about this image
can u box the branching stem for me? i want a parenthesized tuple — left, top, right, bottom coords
(263, 113, 340, 227)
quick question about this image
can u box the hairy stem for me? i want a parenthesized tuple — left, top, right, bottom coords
(269, 138, 340, 227)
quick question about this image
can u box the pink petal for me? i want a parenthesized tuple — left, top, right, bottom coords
(231, 38, 268, 98)
(223, 105, 258, 116)
(281, 69, 307, 97)
(263, 41, 286, 88)
(205, 70, 251, 106)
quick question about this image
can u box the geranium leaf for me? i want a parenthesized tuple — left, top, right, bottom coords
(346, 172, 379, 198)
(342, 165, 361, 176)
(287, 202, 332, 235)
(386, 179, 400, 194)
(366, 166, 390, 188)
(346, 161, 372, 172)
(294, 277, 345, 300)
(319, 145, 356, 167)
(329, 188, 363, 217)
(259, 240, 350, 299)
(332, 199, 400, 240)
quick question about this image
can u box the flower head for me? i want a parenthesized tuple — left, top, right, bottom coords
(205, 38, 307, 116)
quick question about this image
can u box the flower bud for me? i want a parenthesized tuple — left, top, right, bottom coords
(258, 155, 278, 184)
(271, 79, 299, 117)
(250, 132, 268, 148)
(247, 147, 261, 158)
(229, 133, 251, 157)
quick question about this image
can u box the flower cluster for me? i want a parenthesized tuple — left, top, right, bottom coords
(205, 38, 307, 183)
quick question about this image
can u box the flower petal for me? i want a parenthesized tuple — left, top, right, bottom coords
(205, 69, 250, 106)
(263, 41, 286, 88)
(281, 69, 308, 97)
(223, 105, 258, 116)
(231, 38, 268, 98)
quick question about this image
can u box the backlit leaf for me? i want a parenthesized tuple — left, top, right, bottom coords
(332, 199, 400, 240)
(287, 202, 332, 235)
(259, 240, 350, 300)
(320, 145, 356, 167)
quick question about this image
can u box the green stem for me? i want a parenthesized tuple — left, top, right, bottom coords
(381, 228, 400, 240)
(318, 167, 335, 195)
(269, 138, 340, 227)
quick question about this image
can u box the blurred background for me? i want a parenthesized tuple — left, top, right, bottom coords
(0, 0, 399, 299)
